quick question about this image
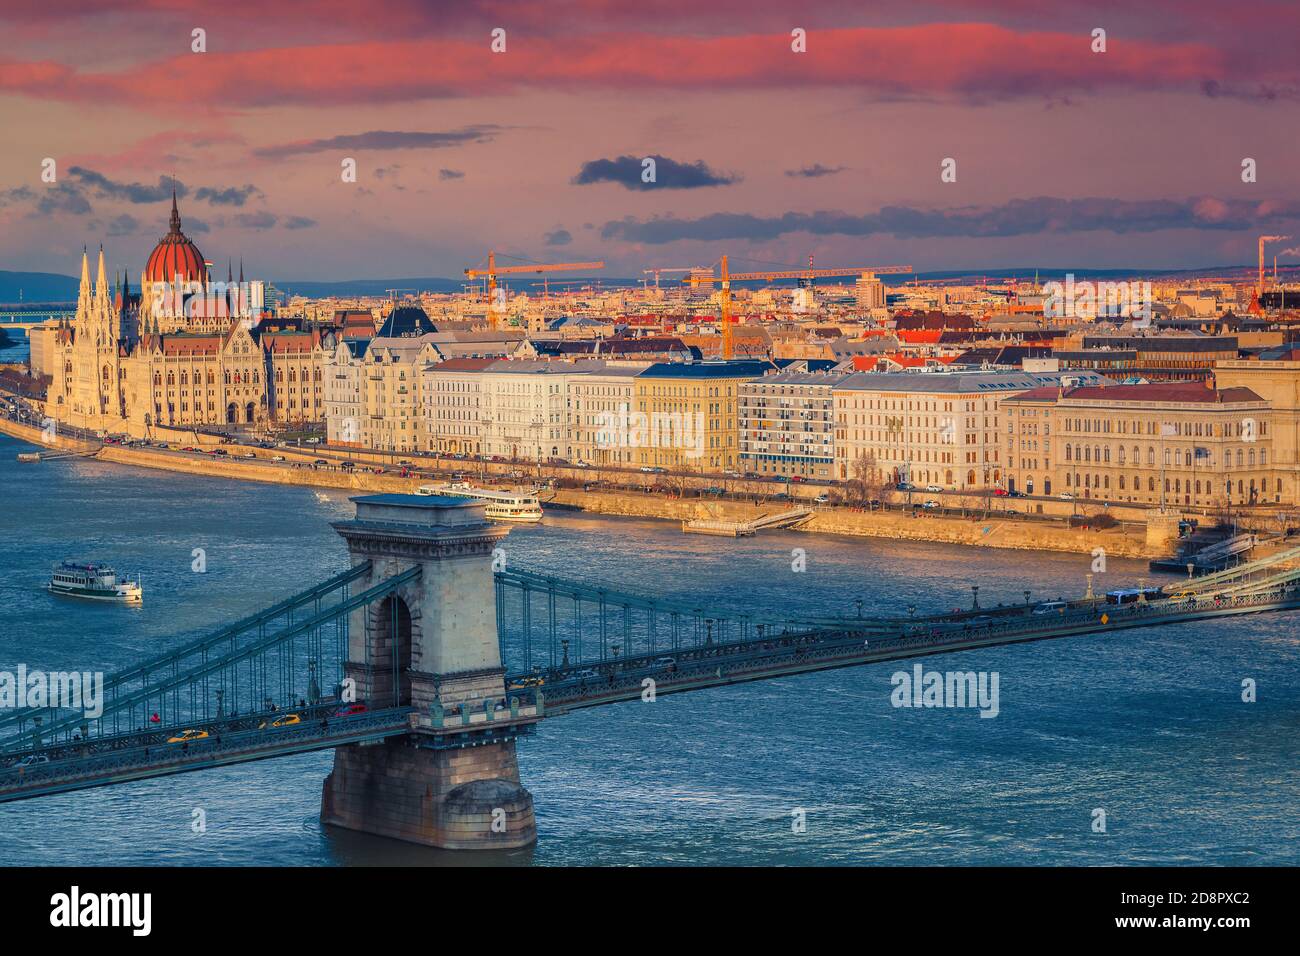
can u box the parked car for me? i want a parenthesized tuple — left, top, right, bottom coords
(1058, 492, 1075, 500)
(993, 488, 1008, 497)
(814, 494, 831, 504)
(925, 484, 942, 493)
(923, 499, 941, 509)
(271, 455, 286, 462)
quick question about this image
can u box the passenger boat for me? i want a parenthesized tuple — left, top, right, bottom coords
(416, 482, 543, 523)
(47, 562, 143, 604)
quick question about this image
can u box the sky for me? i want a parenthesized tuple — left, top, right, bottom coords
(1, 0, 1298, 283)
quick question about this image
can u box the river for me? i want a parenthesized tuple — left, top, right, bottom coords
(0, 431, 1296, 865)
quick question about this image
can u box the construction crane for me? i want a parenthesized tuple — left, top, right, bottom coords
(1259, 236, 1290, 297)
(687, 257, 912, 358)
(465, 251, 604, 329)
(642, 267, 700, 289)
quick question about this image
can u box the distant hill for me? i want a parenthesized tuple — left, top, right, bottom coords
(0, 270, 80, 303)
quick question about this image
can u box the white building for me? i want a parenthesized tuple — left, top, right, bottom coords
(419, 357, 497, 456)
(568, 364, 648, 466)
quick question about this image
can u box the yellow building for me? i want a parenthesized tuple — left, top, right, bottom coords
(1215, 356, 1300, 503)
(1003, 381, 1276, 508)
(632, 361, 771, 473)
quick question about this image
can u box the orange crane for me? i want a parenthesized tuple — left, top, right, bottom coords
(687, 256, 912, 358)
(465, 251, 604, 328)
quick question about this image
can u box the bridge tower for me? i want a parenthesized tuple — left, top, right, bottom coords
(320, 494, 536, 850)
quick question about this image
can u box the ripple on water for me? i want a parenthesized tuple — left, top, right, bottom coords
(1, 436, 1297, 865)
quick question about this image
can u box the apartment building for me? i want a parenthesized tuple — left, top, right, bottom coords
(1003, 381, 1275, 507)
(479, 360, 594, 462)
(359, 334, 439, 453)
(322, 338, 369, 446)
(633, 360, 773, 472)
(739, 369, 846, 479)
(832, 369, 1109, 490)
(568, 363, 649, 467)
(419, 357, 496, 456)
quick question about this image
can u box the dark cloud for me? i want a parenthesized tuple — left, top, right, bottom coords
(283, 215, 317, 229)
(439, 168, 465, 180)
(68, 167, 180, 203)
(785, 163, 846, 178)
(544, 228, 572, 246)
(233, 210, 277, 230)
(106, 213, 138, 236)
(572, 154, 739, 190)
(601, 197, 1300, 244)
(35, 183, 92, 216)
(194, 184, 261, 206)
(0, 185, 35, 208)
(253, 126, 504, 160)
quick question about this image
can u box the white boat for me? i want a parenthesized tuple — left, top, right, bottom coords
(48, 562, 143, 604)
(416, 482, 543, 523)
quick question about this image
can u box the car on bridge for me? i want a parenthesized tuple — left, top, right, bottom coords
(651, 657, 677, 672)
(166, 729, 209, 744)
(507, 675, 545, 690)
(334, 703, 368, 717)
(259, 713, 301, 729)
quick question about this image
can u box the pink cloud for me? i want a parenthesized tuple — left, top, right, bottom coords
(0, 24, 1250, 114)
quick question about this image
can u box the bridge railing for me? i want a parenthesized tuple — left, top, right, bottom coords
(0, 707, 415, 799)
(0, 565, 421, 753)
(496, 565, 824, 677)
(0, 561, 373, 736)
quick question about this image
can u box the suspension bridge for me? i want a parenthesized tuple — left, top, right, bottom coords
(2, 493, 1298, 849)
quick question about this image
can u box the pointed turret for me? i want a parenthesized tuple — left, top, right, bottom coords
(169, 187, 181, 234)
(95, 245, 107, 297)
(239, 258, 244, 283)
(77, 246, 91, 315)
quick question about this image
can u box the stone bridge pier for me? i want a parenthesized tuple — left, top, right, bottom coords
(320, 494, 536, 850)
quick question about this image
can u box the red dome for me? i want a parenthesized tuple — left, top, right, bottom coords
(144, 193, 206, 284)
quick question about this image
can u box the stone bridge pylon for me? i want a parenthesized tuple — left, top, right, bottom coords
(320, 494, 536, 850)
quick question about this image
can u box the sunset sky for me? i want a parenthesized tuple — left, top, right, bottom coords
(2, 0, 1298, 282)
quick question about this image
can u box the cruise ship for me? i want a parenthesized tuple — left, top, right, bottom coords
(416, 483, 543, 523)
(47, 562, 143, 604)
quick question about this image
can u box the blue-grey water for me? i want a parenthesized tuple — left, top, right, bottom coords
(0, 431, 1296, 866)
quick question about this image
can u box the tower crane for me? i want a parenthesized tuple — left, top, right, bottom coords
(465, 251, 604, 329)
(641, 267, 700, 289)
(686, 257, 912, 358)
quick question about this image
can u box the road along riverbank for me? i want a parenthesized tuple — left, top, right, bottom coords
(1, 415, 1173, 559)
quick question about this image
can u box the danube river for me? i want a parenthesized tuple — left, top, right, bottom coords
(1, 432, 1297, 866)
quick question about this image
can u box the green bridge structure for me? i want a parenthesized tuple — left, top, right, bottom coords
(2, 494, 1298, 849)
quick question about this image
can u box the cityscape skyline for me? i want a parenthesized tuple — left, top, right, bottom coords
(2, 1, 1300, 279)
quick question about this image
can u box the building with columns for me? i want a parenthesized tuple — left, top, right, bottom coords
(1002, 380, 1275, 507)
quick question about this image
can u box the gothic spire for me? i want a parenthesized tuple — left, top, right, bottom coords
(76, 246, 91, 319)
(169, 186, 181, 234)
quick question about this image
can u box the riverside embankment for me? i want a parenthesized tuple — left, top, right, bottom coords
(1, 414, 1168, 559)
